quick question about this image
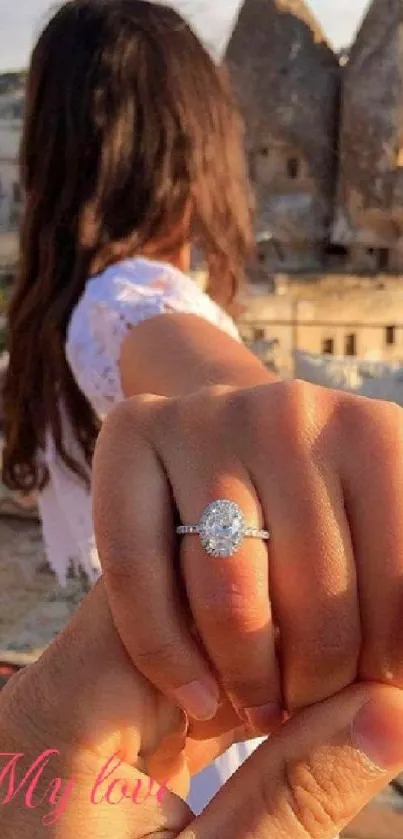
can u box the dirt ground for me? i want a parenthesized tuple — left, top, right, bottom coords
(0, 431, 87, 660)
(0, 514, 86, 661)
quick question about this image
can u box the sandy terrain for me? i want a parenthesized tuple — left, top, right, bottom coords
(0, 514, 86, 662)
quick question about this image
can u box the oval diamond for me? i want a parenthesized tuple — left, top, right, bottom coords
(199, 500, 245, 557)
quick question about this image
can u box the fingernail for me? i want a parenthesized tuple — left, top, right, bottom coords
(173, 681, 220, 721)
(352, 690, 403, 771)
(244, 702, 283, 732)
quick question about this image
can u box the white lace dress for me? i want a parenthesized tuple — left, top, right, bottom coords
(38, 256, 264, 813)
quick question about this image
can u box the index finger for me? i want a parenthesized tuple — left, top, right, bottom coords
(92, 395, 222, 722)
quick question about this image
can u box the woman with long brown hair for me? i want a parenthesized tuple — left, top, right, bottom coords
(3, 0, 252, 581)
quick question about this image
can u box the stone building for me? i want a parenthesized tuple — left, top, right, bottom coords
(333, 0, 403, 275)
(226, 0, 341, 275)
(239, 276, 403, 376)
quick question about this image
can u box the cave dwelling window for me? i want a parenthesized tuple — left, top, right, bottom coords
(322, 338, 334, 356)
(345, 333, 357, 357)
(286, 156, 300, 180)
(367, 247, 389, 272)
(385, 325, 396, 347)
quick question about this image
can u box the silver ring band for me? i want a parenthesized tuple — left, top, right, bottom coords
(176, 500, 270, 558)
(176, 525, 270, 540)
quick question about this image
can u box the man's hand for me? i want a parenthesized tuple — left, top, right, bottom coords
(1, 581, 403, 838)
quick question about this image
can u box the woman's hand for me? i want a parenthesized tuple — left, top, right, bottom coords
(93, 380, 403, 730)
(3, 579, 403, 839)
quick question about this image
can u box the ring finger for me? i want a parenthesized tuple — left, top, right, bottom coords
(151, 392, 282, 731)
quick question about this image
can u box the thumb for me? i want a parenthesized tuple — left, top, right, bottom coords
(183, 683, 403, 839)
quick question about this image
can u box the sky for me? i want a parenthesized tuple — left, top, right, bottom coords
(0, 0, 370, 71)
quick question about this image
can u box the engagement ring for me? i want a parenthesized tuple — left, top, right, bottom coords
(176, 499, 270, 558)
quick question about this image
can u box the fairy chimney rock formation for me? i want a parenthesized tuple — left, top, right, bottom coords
(226, 0, 340, 273)
(333, 0, 403, 273)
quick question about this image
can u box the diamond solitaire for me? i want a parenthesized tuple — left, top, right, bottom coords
(176, 500, 270, 558)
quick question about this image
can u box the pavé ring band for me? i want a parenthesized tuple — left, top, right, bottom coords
(176, 499, 270, 558)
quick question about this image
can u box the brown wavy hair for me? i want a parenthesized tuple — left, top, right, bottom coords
(2, 0, 254, 493)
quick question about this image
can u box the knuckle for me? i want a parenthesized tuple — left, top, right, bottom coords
(163, 385, 233, 448)
(101, 394, 147, 435)
(94, 401, 129, 462)
(284, 623, 360, 711)
(134, 636, 184, 673)
(187, 384, 236, 418)
(280, 758, 341, 837)
(96, 394, 164, 459)
(226, 380, 317, 453)
(256, 755, 342, 838)
(151, 392, 183, 439)
(191, 576, 268, 636)
(190, 595, 255, 640)
(337, 395, 403, 458)
(220, 386, 258, 436)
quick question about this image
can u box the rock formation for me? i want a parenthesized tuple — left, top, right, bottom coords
(226, 0, 340, 272)
(5, 9, 403, 280)
(333, 0, 403, 272)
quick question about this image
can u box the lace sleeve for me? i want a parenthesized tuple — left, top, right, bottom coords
(66, 258, 240, 418)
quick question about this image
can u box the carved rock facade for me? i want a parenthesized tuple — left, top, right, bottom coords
(333, 0, 403, 274)
(227, 0, 403, 279)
